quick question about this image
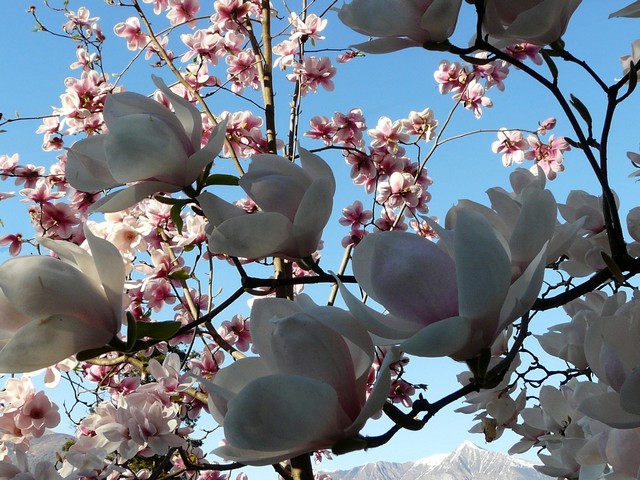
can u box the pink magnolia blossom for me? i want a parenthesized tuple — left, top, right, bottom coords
(333, 108, 367, 146)
(203, 295, 399, 465)
(434, 60, 469, 94)
(368, 116, 410, 152)
(482, 0, 582, 47)
(66, 76, 227, 212)
(218, 315, 251, 352)
(199, 148, 335, 260)
(376, 171, 422, 209)
(338, 0, 463, 53)
(0, 226, 124, 373)
(453, 80, 493, 119)
(503, 43, 543, 65)
(167, 0, 201, 27)
(0, 234, 23, 256)
(289, 13, 327, 42)
(400, 108, 438, 141)
(525, 134, 569, 180)
(289, 57, 337, 95)
(13, 391, 60, 438)
(339, 200, 372, 228)
(492, 129, 528, 167)
(114, 17, 149, 51)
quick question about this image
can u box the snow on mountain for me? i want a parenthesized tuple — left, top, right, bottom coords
(325, 441, 549, 480)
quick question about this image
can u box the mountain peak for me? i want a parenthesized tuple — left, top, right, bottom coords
(325, 442, 548, 480)
(455, 440, 482, 451)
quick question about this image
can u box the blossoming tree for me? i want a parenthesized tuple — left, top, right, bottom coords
(0, 1, 640, 479)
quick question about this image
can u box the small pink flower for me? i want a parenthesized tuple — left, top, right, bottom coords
(525, 134, 570, 180)
(454, 80, 493, 119)
(289, 57, 337, 95)
(504, 43, 543, 65)
(339, 200, 373, 228)
(434, 60, 469, 94)
(492, 129, 529, 167)
(218, 315, 251, 352)
(13, 391, 60, 438)
(0, 234, 23, 256)
(368, 117, 410, 152)
(289, 13, 327, 42)
(376, 172, 422, 209)
(305, 116, 338, 145)
(400, 108, 438, 142)
(114, 17, 149, 51)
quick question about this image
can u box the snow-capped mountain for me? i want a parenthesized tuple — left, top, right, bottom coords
(326, 441, 549, 480)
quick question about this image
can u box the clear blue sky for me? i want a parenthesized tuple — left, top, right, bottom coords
(1, 0, 639, 474)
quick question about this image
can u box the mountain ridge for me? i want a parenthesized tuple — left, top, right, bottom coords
(324, 441, 549, 480)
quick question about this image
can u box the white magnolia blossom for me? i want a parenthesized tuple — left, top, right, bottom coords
(203, 295, 398, 465)
(483, 0, 583, 47)
(337, 0, 463, 53)
(66, 76, 227, 212)
(0, 226, 124, 373)
(199, 148, 335, 260)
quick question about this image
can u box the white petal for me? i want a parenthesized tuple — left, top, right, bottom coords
(0, 314, 114, 373)
(336, 275, 419, 340)
(347, 346, 401, 436)
(292, 178, 334, 244)
(498, 243, 548, 329)
(350, 38, 421, 54)
(509, 187, 556, 267)
(89, 182, 180, 213)
(104, 90, 184, 136)
(152, 75, 202, 149)
(223, 374, 343, 453)
(579, 391, 640, 429)
(609, 0, 640, 17)
(207, 212, 294, 259)
(298, 147, 335, 191)
(400, 316, 472, 357)
(84, 225, 125, 327)
(419, 0, 462, 42)
(198, 191, 246, 227)
(184, 117, 228, 185)
(249, 298, 301, 365)
(455, 210, 511, 322)
(105, 114, 190, 184)
(202, 357, 273, 424)
(240, 155, 309, 221)
(620, 368, 640, 415)
(0, 256, 113, 327)
(65, 136, 121, 192)
(353, 231, 458, 326)
(296, 298, 373, 380)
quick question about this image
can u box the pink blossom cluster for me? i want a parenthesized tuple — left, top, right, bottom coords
(491, 118, 570, 179)
(305, 109, 435, 245)
(0, 378, 60, 449)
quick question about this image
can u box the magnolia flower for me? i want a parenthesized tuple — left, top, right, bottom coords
(0, 226, 124, 373)
(337, 0, 463, 53)
(579, 306, 640, 429)
(483, 0, 582, 47)
(198, 148, 335, 260)
(610, 1, 640, 18)
(66, 76, 227, 213)
(341, 209, 549, 361)
(203, 296, 398, 465)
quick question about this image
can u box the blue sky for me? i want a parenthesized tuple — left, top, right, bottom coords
(1, 0, 640, 474)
